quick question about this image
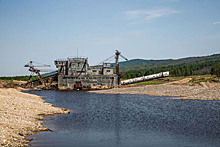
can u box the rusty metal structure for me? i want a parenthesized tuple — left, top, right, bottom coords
(55, 50, 128, 90)
(115, 50, 128, 75)
(22, 61, 58, 88)
(115, 50, 128, 81)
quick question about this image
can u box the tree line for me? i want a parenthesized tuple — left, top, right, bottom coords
(121, 62, 220, 79)
(210, 63, 220, 77)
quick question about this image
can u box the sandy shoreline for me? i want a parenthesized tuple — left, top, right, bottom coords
(0, 88, 70, 146)
(89, 83, 220, 100)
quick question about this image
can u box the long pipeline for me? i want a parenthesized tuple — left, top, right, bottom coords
(121, 71, 169, 85)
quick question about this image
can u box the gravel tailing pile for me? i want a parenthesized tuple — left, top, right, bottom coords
(0, 88, 70, 146)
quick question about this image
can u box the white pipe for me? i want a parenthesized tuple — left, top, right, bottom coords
(121, 71, 169, 85)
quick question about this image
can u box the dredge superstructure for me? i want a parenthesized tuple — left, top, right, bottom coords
(55, 50, 127, 90)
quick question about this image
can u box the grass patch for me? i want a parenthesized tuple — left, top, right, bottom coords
(135, 80, 165, 86)
(189, 75, 220, 84)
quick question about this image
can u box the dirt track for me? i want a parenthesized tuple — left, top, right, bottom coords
(0, 88, 70, 146)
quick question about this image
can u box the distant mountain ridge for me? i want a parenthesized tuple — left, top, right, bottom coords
(117, 53, 220, 68)
(117, 59, 173, 67)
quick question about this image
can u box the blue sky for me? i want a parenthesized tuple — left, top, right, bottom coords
(0, 0, 220, 76)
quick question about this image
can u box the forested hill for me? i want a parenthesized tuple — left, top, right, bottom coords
(117, 59, 173, 67)
(118, 53, 220, 78)
(119, 54, 220, 67)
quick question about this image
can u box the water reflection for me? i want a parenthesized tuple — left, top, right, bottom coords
(24, 91, 220, 147)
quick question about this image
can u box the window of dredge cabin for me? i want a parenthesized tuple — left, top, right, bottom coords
(92, 70, 97, 72)
(106, 70, 111, 72)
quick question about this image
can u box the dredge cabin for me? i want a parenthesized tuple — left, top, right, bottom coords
(54, 57, 119, 90)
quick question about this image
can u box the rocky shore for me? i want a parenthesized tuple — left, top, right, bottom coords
(0, 88, 70, 146)
(89, 82, 220, 100)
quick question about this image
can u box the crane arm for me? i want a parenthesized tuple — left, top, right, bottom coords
(24, 61, 50, 67)
(30, 65, 50, 67)
(98, 55, 115, 65)
(119, 54, 128, 61)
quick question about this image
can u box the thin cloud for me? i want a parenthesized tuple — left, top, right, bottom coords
(213, 21, 220, 25)
(125, 8, 180, 23)
(125, 29, 155, 36)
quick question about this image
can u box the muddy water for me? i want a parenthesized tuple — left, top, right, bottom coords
(25, 90, 220, 147)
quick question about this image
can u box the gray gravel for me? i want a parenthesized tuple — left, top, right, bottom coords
(89, 84, 220, 100)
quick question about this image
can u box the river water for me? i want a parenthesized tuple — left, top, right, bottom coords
(24, 90, 220, 147)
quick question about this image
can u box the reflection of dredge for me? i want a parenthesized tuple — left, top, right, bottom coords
(55, 50, 128, 90)
(22, 61, 58, 88)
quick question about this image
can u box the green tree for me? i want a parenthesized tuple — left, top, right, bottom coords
(171, 68, 177, 76)
(190, 68, 193, 75)
(185, 66, 190, 76)
(144, 71, 150, 76)
(216, 63, 220, 77)
(140, 71, 144, 76)
(126, 73, 131, 79)
(130, 73, 136, 78)
(210, 65, 216, 75)
(137, 73, 141, 77)
(181, 67, 185, 76)
(176, 67, 180, 76)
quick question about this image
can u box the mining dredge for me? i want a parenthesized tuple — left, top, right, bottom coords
(54, 50, 128, 90)
(23, 50, 169, 90)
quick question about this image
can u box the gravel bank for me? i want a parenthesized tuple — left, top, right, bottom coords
(89, 84, 220, 100)
(0, 88, 70, 146)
